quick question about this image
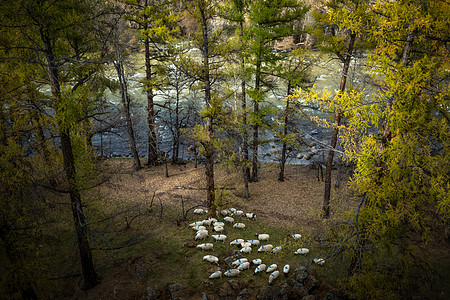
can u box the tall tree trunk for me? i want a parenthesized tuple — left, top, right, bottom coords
(200, 7, 216, 217)
(279, 81, 292, 181)
(251, 45, 262, 182)
(114, 48, 142, 171)
(144, 18, 158, 166)
(240, 20, 250, 198)
(42, 33, 100, 290)
(172, 83, 180, 164)
(323, 32, 356, 218)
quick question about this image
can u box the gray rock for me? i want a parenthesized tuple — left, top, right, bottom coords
(237, 288, 251, 299)
(291, 282, 309, 298)
(146, 286, 160, 300)
(167, 283, 186, 300)
(201, 292, 209, 300)
(303, 275, 320, 293)
(294, 267, 309, 283)
(323, 292, 337, 300)
(302, 296, 317, 300)
(280, 282, 297, 300)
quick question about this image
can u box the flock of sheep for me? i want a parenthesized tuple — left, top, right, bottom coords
(187, 207, 325, 285)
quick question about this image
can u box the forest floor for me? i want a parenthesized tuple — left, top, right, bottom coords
(48, 159, 448, 300)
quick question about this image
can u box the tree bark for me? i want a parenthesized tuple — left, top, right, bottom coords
(42, 32, 100, 290)
(144, 7, 158, 166)
(251, 44, 262, 182)
(279, 81, 292, 181)
(114, 46, 142, 171)
(240, 19, 250, 198)
(200, 5, 216, 218)
(323, 32, 356, 218)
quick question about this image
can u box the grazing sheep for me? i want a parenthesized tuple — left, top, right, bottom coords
(220, 209, 229, 216)
(313, 258, 325, 265)
(266, 264, 277, 273)
(257, 244, 273, 252)
(251, 258, 262, 265)
(256, 234, 270, 241)
(272, 246, 282, 254)
(214, 221, 225, 227)
(224, 216, 234, 223)
(192, 225, 206, 231)
(233, 223, 246, 229)
(283, 265, 290, 277)
(231, 258, 248, 267)
(197, 243, 214, 251)
(183, 241, 196, 248)
(237, 261, 250, 271)
(209, 270, 222, 279)
(213, 226, 224, 232)
(195, 231, 209, 240)
(247, 239, 260, 246)
(193, 208, 205, 214)
(268, 271, 280, 285)
(211, 234, 227, 242)
(233, 210, 244, 216)
(240, 242, 252, 248)
(230, 239, 244, 246)
(253, 264, 267, 275)
(209, 218, 218, 223)
(240, 246, 252, 254)
(189, 221, 204, 227)
(291, 234, 302, 240)
(203, 255, 219, 264)
(229, 208, 237, 213)
(202, 219, 214, 226)
(294, 248, 309, 255)
(245, 213, 256, 219)
(224, 269, 240, 277)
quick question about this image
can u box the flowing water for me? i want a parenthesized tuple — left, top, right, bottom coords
(91, 50, 368, 165)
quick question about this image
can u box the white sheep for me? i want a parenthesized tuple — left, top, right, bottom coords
(313, 258, 325, 265)
(240, 242, 252, 248)
(211, 234, 227, 242)
(209, 270, 222, 279)
(256, 234, 270, 241)
(229, 208, 237, 213)
(197, 243, 214, 251)
(203, 255, 219, 264)
(257, 244, 273, 252)
(214, 221, 225, 227)
(192, 225, 206, 231)
(291, 234, 302, 240)
(240, 246, 252, 254)
(223, 216, 234, 223)
(195, 230, 209, 240)
(237, 261, 250, 271)
(209, 218, 218, 223)
(233, 223, 245, 229)
(231, 258, 248, 268)
(193, 208, 205, 214)
(283, 264, 290, 277)
(224, 269, 240, 277)
(294, 248, 309, 255)
(233, 210, 244, 216)
(247, 239, 260, 246)
(213, 226, 224, 232)
(220, 209, 229, 216)
(230, 239, 244, 246)
(253, 264, 267, 275)
(268, 271, 280, 285)
(245, 212, 256, 219)
(189, 221, 204, 227)
(251, 258, 262, 265)
(272, 246, 282, 254)
(202, 219, 214, 226)
(266, 264, 277, 273)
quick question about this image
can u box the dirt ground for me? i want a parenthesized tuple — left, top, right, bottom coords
(100, 159, 351, 229)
